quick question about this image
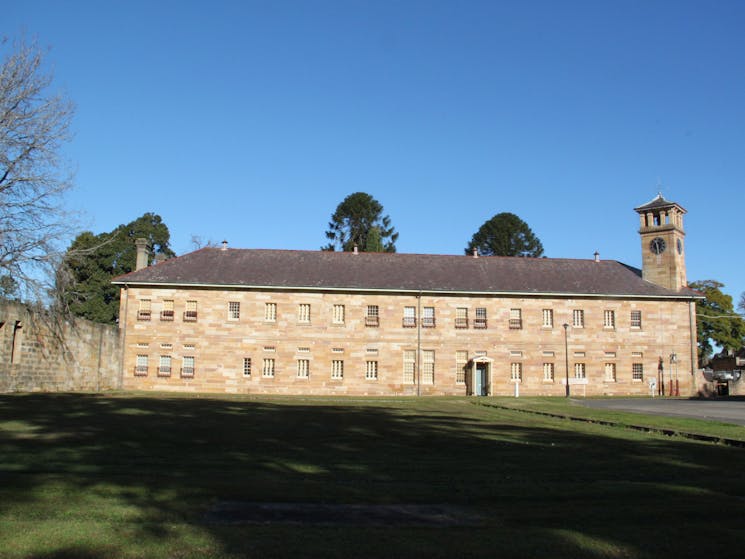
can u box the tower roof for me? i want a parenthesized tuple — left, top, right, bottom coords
(634, 193, 687, 214)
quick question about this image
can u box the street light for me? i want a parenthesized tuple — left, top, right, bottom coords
(563, 323, 570, 398)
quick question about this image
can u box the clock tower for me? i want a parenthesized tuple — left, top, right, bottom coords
(634, 194, 687, 291)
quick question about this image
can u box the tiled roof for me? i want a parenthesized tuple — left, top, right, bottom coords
(634, 194, 686, 213)
(112, 248, 699, 299)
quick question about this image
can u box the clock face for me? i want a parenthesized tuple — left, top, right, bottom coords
(650, 237, 666, 255)
(677, 238, 683, 254)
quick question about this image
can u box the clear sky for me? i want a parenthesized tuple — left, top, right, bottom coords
(6, 0, 745, 303)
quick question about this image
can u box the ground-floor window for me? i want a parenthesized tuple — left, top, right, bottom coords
(422, 350, 435, 384)
(510, 362, 522, 381)
(159, 355, 172, 377)
(365, 360, 378, 380)
(403, 350, 416, 384)
(262, 358, 275, 378)
(632, 363, 644, 381)
(331, 360, 344, 379)
(574, 362, 586, 379)
(135, 354, 148, 376)
(604, 363, 616, 382)
(455, 351, 468, 384)
(543, 362, 554, 382)
(243, 358, 252, 377)
(181, 356, 195, 378)
(297, 359, 310, 378)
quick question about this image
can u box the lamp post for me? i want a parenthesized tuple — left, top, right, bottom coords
(563, 323, 570, 398)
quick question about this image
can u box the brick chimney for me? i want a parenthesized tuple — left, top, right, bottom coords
(135, 238, 149, 271)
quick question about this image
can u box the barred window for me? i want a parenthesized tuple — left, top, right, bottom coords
(510, 362, 522, 381)
(228, 301, 240, 320)
(184, 300, 198, 322)
(365, 360, 378, 380)
(403, 306, 416, 328)
(181, 356, 195, 378)
(542, 309, 553, 328)
(243, 357, 252, 377)
(160, 299, 174, 321)
(509, 308, 522, 329)
(135, 354, 148, 376)
(574, 362, 586, 379)
(403, 350, 416, 384)
(365, 305, 379, 327)
(422, 307, 435, 328)
(474, 307, 487, 329)
(573, 309, 584, 328)
(543, 362, 554, 381)
(455, 308, 468, 329)
(298, 304, 311, 323)
(456, 350, 468, 384)
(332, 304, 345, 324)
(159, 355, 172, 377)
(630, 310, 642, 329)
(605, 363, 616, 382)
(265, 303, 277, 322)
(262, 358, 275, 378)
(603, 310, 615, 329)
(331, 360, 344, 380)
(422, 350, 435, 384)
(632, 363, 644, 381)
(137, 299, 151, 321)
(297, 359, 310, 378)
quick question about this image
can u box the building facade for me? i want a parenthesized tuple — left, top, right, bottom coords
(114, 196, 700, 397)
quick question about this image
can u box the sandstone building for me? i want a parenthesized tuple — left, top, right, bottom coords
(113, 195, 700, 396)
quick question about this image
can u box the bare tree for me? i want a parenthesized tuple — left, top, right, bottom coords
(0, 37, 75, 302)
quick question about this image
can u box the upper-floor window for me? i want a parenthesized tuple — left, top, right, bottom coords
(455, 308, 468, 329)
(160, 299, 174, 321)
(509, 308, 522, 330)
(573, 309, 584, 328)
(422, 307, 435, 328)
(137, 299, 151, 321)
(403, 306, 416, 328)
(228, 301, 240, 320)
(184, 300, 198, 322)
(474, 307, 487, 329)
(332, 304, 345, 324)
(265, 302, 277, 322)
(298, 303, 311, 323)
(542, 309, 553, 328)
(365, 305, 379, 327)
(403, 350, 416, 384)
(181, 356, 195, 378)
(630, 310, 642, 329)
(603, 310, 615, 329)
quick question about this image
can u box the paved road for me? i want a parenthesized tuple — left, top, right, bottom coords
(578, 398, 745, 426)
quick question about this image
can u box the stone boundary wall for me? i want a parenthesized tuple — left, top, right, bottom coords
(0, 299, 121, 393)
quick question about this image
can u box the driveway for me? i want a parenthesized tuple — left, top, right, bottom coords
(577, 398, 745, 426)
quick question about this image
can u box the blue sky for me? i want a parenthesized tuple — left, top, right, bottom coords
(6, 0, 745, 303)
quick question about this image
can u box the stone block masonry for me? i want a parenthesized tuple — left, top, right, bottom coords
(0, 299, 121, 393)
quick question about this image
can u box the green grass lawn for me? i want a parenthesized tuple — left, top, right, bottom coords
(1, 393, 743, 558)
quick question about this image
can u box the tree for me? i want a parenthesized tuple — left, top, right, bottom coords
(1, 37, 75, 301)
(688, 280, 745, 366)
(364, 226, 383, 252)
(59, 213, 176, 323)
(738, 292, 745, 316)
(323, 192, 398, 252)
(465, 212, 544, 257)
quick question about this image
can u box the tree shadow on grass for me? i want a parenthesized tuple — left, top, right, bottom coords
(1, 393, 744, 558)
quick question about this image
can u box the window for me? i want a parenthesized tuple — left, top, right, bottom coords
(509, 308, 522, 329)
(542, 309, 553, 328)
(365, 360, 378, 380)
(159, 355, 172, 377)
(331, 360, 344, 380)
(474, 307, 487, 329)
(456, 351, 468, 384)
(228, 301, 240, 320)
(331, 347, 344, 354)
(422, 350, 435, 384)
(137, 299, 151, 321)
(574, 362, 586, 379)
(243, 358, 252, 377)
(297, 347, 310, 353)
(604, 363, 616, 382)
(403, 306, 416, 328)
(603, 310, 615, 329)
(573, 309, 584, 328)
(160, 343, 173, 350)
(455, 308, 468, 329)
(573, 351, 586, 358)
(631, 351, 643, 358)
(263, 346, 276, 352)
(332, 304, 345, 324)
(135, 354, 148, 376)
(298, 304, 311, 323)
(366, 348, 379, 355)
(604, 351, 616, 359)
(265, 303, 277, 322)
(184, 300, 198, 322)
(632, 363, 644, 381)
(509, 350, 523, 358)
(365, 305, 379, 327)
(262, 358, 275, 378)
(422, 307, 435, 328)
(161, 300, 174, 321)
(543, 362, 555, 382)
(403, 350, 416, 384)
(542, 351, 555, 357)
(181, 356, 195, 378)
(297, 359, 310, 378)
(510, 362, 522, 381)
(136, 342, 149, 349)
(630, 310, 642, 329)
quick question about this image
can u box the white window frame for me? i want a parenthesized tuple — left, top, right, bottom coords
(265, 302, 277, 322)
(573, 309, 584, 328)
(455, 351, 468, 384)
(228, 301, 240, 321)
(422, 350, 435, 384)
(632, 363, 644, 381)
(365, 360, 378, 380)
(181, 356, 195, 378)
(510, 362, 522, 381)
(243, 357, 252, 377)
(262, 358, 275, 378)
(297, 359, 310, 378)
(332, 304, 345, 324)
(542, 309, 553, 328)
(331, 360, 344, 380)
(604, 362, 616, 382)
(298, 303, 311, 323)
(403, 350, 416, 384)
(574, 362, 586, 379)
(630, 310, 642, 329)
(603, 310, 616, 329)
(543, 362, 554, 382)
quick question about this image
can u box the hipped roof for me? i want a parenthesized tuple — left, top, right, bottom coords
(112, 248, 699, 300)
